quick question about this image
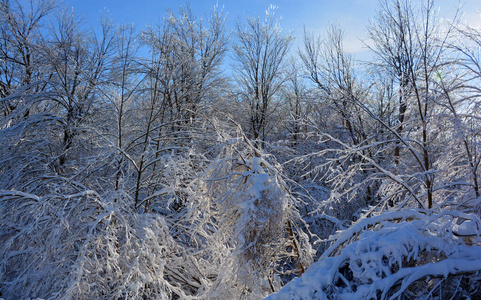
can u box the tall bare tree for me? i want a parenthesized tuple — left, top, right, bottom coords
(233, 5, 292, 145)
(366, 0, 419, 164)
(131, 4, 228, 209)
(0, 0, 55, 102)
(40, 10, 115, 167)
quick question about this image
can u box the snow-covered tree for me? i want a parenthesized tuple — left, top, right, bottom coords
(177, 123, 314, 298)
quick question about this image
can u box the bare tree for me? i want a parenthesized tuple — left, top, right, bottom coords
(99, 23, 142, 192)
(366, 0, 419, 164)
(364, 0, 460, 209)
(233, 5, 292, 146)
(439, 22, 481, 199)
(39, 10, 116, 168)
(279, 59, 312, 146)
(300, 24, 369, 146)
(299, 24, 385, 212)
(0, 0, 56, 103)
(130, 4, 228, 209)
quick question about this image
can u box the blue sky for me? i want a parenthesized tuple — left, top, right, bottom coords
(62, 0, 480, 55)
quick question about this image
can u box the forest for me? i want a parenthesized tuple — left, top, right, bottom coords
(1, 0, 481, 299)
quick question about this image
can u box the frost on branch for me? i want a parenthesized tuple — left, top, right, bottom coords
(0, 189, 177, 299)
(267, 209, 481, 300)
(184, 135, 314, 298)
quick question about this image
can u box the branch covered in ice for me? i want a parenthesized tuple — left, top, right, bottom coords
(267, 209, 481, 300)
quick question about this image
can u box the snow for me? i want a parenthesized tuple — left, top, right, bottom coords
(266, 210, 481, 300)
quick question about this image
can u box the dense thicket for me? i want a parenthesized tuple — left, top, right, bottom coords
(1, 0, 480, 299)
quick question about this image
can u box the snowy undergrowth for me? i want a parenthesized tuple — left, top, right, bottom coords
(181, 136, 314, 299)
(266, 209, 481, 299)
(0, 133, 315, 300)
(0, 189, 179, 299)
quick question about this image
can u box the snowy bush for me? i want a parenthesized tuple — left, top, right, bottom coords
(179, 134, 314, 299)
(267, 209, 481, 299)
(0, 188, 178, 299)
